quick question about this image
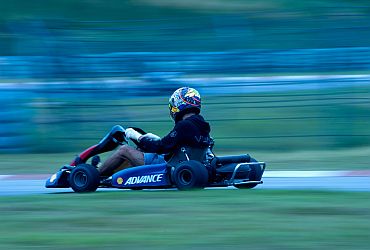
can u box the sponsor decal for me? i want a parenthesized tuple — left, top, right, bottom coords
(117, 177, 124, 185)
(124, 174, 164, 185)
(171, 106, 179, 113)
(195, 135, 211, 143)
(50, 174, 57, 183)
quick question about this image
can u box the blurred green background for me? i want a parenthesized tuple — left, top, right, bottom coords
(1, 2, 370, 250)
(1, 0, 370, 173)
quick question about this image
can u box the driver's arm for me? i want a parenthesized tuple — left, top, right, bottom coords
(138, 123, 185, 154)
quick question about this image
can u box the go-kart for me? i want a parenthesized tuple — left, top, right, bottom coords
(46, 125, 266, 192)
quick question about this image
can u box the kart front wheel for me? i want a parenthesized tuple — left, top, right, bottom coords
(69, 164, 100, 193)
(173, 160, 208, 191)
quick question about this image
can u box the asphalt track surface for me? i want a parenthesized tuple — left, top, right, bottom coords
(0, 172, 369, 196)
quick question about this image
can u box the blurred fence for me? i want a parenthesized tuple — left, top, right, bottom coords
(0, 89, 33, 152)
(1, 47, 370, 79)
(1, 9, 370, 153)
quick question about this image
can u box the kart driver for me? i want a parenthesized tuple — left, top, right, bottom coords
(98, 87, 211, 176)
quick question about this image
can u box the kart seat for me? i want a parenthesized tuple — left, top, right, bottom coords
(166, 146, 208, 168)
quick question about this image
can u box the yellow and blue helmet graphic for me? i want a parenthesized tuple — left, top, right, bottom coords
(169, 87, 201, 121)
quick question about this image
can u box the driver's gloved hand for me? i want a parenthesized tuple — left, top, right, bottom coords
(125, 128, 142, 141)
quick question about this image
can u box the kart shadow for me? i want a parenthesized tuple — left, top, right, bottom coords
(46, 188, 181, 195)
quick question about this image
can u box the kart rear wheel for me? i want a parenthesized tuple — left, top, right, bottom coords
(173, 160, 208, 191)
(69, 164, 100, 193)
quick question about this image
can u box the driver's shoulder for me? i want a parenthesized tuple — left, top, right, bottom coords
(173, 118, 193, 131)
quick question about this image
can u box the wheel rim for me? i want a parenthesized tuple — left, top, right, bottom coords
(73, 171, 88, 187)
(178, 169, 193, 185)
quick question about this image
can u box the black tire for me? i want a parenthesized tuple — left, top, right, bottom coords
(69, 164, 100, 193)
(173, 160, 208, 191)
(235, 158, 264, 189)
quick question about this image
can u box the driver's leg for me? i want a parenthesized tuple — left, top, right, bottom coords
(98, 145, 144, 176)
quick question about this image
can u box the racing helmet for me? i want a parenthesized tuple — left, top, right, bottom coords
(169, 87, 201, 122)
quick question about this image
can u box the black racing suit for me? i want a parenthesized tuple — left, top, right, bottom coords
(138, 114, 211, 161)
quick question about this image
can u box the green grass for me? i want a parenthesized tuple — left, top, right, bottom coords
(0, 190, 369, 249)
